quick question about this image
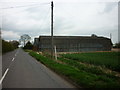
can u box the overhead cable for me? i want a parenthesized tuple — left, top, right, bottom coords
(0, 2, 50, 9)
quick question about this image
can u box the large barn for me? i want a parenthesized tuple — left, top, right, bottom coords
(34, 35, 112, 52)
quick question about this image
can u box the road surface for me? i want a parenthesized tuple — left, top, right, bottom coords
(2, 48, 76, 88)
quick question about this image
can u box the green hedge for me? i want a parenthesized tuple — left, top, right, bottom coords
(2, 40, 15, 53)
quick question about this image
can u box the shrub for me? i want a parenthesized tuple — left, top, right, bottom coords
(2, 40, 15, 53)
(23, 41, 33, 50)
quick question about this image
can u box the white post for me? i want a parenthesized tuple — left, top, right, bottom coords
(54, 45, 57, 60)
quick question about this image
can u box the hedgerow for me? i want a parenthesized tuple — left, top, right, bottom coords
(2, 40, 18, 53)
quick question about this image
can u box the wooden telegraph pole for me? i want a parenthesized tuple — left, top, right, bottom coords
(51, 1, 54, 58)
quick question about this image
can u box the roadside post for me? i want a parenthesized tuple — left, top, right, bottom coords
(54, 45, 57, 60)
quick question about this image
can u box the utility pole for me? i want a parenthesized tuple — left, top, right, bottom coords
(51, 1, 54, 58)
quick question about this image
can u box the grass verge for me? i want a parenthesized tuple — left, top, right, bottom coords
(24, 49, 32, 52)
(58, 57, 119, 79)
(28, 51, 120, 88)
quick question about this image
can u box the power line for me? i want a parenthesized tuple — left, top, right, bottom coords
(1, 5, 50, 36)
(0, 3, 50, 9)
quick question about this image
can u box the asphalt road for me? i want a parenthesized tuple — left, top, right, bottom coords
(2, 48, 76, 88)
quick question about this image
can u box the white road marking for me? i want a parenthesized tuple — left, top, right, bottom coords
(12, 58, 15, 61)
(0, 68, 9, 85)
(0, 49, 19, 85)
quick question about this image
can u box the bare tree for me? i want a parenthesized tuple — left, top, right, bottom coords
(19, 34, 31, 47)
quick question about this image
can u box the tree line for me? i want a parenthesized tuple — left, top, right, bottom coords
(19, 34, 33, 50)
(113, 42, 120, 48)
(23, 41, 33, 50)
(2, 39, 19, 53)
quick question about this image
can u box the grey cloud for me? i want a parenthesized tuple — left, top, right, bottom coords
(25, 6, 50, 20)
(1, 1, 118, 44)
(101, 2, 118, 13)
(104, 2, 117, 13)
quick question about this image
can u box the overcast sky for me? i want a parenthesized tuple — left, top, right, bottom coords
(0, 0, 119, 44)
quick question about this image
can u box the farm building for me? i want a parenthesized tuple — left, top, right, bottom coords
(34, 35, 112, 52)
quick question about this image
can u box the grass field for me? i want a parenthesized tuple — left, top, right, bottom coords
(61, 52, 120, 72)
(28, 51, 120, 88)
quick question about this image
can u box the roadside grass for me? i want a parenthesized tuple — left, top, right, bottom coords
(24, 49, 32, 52)
(58, 57, 119, 79)
(61, 52, 120, 72)
(29, 51, 120, 88)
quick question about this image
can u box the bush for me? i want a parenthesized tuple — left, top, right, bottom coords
(2, 39, 19, 53)
(23, 41, 33, 50)
(2, 40, 15, 53)
(113, 42, 120, 48)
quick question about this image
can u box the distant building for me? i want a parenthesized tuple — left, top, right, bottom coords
(34, 35, 112, 52)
